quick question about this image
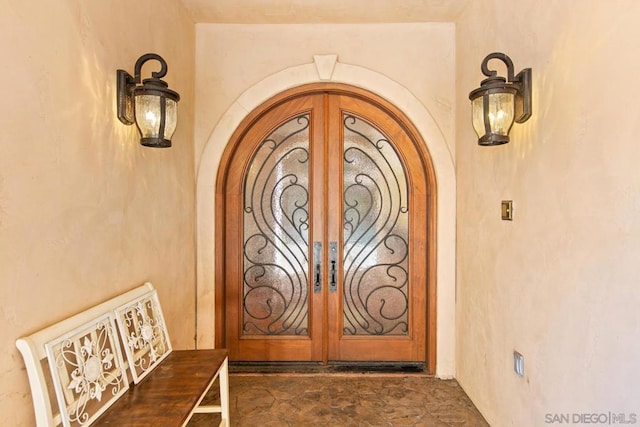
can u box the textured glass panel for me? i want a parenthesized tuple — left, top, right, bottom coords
(134, 96, 177, 140)
(471, 93, 515, 138)
(163, 98, 178, 139)
(135, 94, 161, 138)
(243, 115, 310, 335)
(471, 97, 485, 139)
(343, 114, 409, 336)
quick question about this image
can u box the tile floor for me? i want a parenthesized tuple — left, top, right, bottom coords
(189, 372, 488, 426)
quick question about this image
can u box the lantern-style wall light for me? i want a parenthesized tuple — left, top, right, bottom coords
(117, 53, 180, 148)
(469, 52, 532, 146)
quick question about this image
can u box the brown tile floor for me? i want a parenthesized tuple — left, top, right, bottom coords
(189, 373, 489, 426)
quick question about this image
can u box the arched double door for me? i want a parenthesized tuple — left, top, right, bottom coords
(217, 84, 436, 368)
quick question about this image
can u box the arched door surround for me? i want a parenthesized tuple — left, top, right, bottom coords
(196, 57, 456, 378)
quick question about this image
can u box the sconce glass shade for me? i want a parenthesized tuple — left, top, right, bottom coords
(117, 53, 180, 148)
(471, 90, 516, 145)
(134, 86, 179, 148)
(468, 52, 532, 146)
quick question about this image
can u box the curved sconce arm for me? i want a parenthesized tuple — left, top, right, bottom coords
(481, 52, 516, 81)
(133, 53, 168, 83)
(479, 52, 532, 123)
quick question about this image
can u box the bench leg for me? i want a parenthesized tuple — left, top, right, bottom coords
(219, 357, 230, 427)
(190, 357, 230, 426)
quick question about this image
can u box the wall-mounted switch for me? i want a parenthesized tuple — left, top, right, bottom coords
(514, 351, 524, 376)
(502, 200, 513, 220)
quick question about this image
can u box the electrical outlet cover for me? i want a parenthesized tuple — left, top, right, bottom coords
(514, 351, 525, 376)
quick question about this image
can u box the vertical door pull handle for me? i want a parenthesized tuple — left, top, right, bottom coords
(329, 241, 338, 293)
(313, 242, 322, 293)
(330, 261, 336, 288)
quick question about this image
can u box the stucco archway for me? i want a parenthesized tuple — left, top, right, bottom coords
(196, 55, 456, 378)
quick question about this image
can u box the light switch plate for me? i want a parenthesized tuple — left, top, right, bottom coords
(501, 200, 513, 220)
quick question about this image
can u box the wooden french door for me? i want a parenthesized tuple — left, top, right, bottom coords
(220, 85, 433, 365)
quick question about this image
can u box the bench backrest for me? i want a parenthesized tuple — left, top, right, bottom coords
(16, 282, 171, 427)
(113, 287, 172, 383)
(44, 312, 129, 426)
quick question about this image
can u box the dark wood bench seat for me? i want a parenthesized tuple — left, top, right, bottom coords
(95, 350, 228, 426)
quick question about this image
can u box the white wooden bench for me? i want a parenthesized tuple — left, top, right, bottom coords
(16, 282, 229, 427)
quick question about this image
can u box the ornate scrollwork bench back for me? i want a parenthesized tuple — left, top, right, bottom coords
(16, 283, 155, 426)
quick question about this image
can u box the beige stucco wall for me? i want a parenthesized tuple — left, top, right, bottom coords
(0, 0, 196, 424)
(455, 0, 640, 425)
(6, 0, 638, 423)
(194, 24, 457, 375)
(194, 23, 456, 168)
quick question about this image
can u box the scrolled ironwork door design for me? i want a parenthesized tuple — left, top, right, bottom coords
(224, 89, 430, 364)
(342, 114, 409, 336)
(242, 114, 310, 336)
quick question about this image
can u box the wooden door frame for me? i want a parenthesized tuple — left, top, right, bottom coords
(214, 83, 438, 373)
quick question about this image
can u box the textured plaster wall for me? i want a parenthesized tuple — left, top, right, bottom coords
(0, 1, 195, 425)
(455, 1, 640, 425)
(194, 24, 456, 374)
(194, 23, 455, 169)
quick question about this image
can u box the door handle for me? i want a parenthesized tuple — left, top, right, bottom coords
(313, 242, 322, 293)
(329, 241, 337, 293)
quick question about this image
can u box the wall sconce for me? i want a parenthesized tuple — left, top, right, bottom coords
(117, 53, 180, 148)
(469, 52, 532, 146)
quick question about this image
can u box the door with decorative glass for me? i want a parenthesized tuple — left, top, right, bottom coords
(222, 86, 432, 364)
